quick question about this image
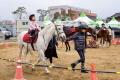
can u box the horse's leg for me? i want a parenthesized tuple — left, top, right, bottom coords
(19, 44, 24, 59)
(61, 41, 64, 48)
(99, 38, 102, 47)
(39, 50, 49, 73)
(102, 37, 105, 47)
(103, 38, 106, 47)
(32, 49, 49, 73)
(108, 36, 111, 47)
(102, 37, 104, 47)
(68, 42, 71, 51)
(104, 37, 108, 47)
(23, 44, 29, 62)
(65, 41, 68, 52)
(28, 44, 33, 56)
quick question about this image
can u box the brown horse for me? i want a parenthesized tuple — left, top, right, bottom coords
(63, 26, 75, 52)
(63, 26, 98, 51)
(97, 28, 111, 47)
(86, 27, 97, 40)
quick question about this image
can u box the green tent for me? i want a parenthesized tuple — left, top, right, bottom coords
(107, 17, 120, 28)
(74, 12, 96, 28)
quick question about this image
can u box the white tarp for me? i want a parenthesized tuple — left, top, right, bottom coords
(74, 12, 96, 28)
(107, 17, 120, 28)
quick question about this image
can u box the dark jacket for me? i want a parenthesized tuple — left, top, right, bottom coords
(47, 36, 58, 49)
(45, 35, 58, 58)
(67, 32, 86, 50)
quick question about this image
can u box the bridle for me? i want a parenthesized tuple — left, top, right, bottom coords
(55, 25, 64, 36)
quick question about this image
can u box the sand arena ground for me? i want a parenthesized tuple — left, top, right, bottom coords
(0, 42, 120, 80)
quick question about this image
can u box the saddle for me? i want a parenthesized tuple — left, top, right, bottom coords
(23, 33, 38, 43)
(23, 31, 38, 50)
(64, 27, 76, 35)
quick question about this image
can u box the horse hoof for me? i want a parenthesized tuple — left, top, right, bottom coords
(46, 70, 50, 74)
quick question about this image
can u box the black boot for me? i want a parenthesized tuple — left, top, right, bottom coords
(81, 63, 88, 73)
(71, 63, 76, 71)
(31, 43, 35, 51)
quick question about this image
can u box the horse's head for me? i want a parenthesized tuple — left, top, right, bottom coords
(54, 24, 66, 42)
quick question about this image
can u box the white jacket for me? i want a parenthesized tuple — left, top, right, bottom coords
(29, 21, 41, 30)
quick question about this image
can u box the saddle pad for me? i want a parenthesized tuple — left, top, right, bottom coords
(23, 33, 32, 43)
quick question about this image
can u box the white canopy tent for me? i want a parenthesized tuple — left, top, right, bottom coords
(107, 17, 120, 28)
(62, 17, 74, 27)
(74, 12, 96, 28)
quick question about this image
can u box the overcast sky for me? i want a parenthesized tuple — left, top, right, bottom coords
(0, 0, 120, 20)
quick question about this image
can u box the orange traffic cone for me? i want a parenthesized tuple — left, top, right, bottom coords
(118, 39, 120, 44)
(116, 39, 120, 44)
(90, 64, 98, 80)
(112, 39, 117, 45)
(13, 59, 26, 80)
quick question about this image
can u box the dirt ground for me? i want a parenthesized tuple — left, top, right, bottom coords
(0, 42, 120, 80)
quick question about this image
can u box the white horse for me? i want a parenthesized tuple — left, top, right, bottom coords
(17, 21, 66, 73)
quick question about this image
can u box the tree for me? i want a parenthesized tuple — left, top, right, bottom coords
(53, 12, 61, 20)
(12, 7, 27, 20)
(37, 9, 48, 21)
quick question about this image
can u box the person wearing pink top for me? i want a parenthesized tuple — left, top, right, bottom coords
(28, 14, 41, 37)
(28, 14, 41, 50)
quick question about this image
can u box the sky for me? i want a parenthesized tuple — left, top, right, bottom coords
(0, 0, 120, 20)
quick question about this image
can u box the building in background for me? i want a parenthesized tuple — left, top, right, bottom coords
(106, 12, 120, 22)
(16, 20, 43, 35)
(48, 5, 97, 20)
(16, 20, 28, 35)
(16, 6, 97, 36)
(106, 12, 120, 38)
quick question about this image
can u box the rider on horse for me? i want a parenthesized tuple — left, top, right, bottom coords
(101, 23, 107, 30)
(28, 14, 41, 37)
(28, 14, 41, 50)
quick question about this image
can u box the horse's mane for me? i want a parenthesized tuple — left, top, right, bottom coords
(39, 23, 55, 35)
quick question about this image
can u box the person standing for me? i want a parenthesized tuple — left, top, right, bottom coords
(107, 26, 112, 45)
(101, 23, 107, 30)
(45, 35, 58, 66)
(66, 27, 87, 73)
(108, 26, 112, 39)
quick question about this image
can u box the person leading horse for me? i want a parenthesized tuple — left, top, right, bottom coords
(66, 24, 87, 73)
